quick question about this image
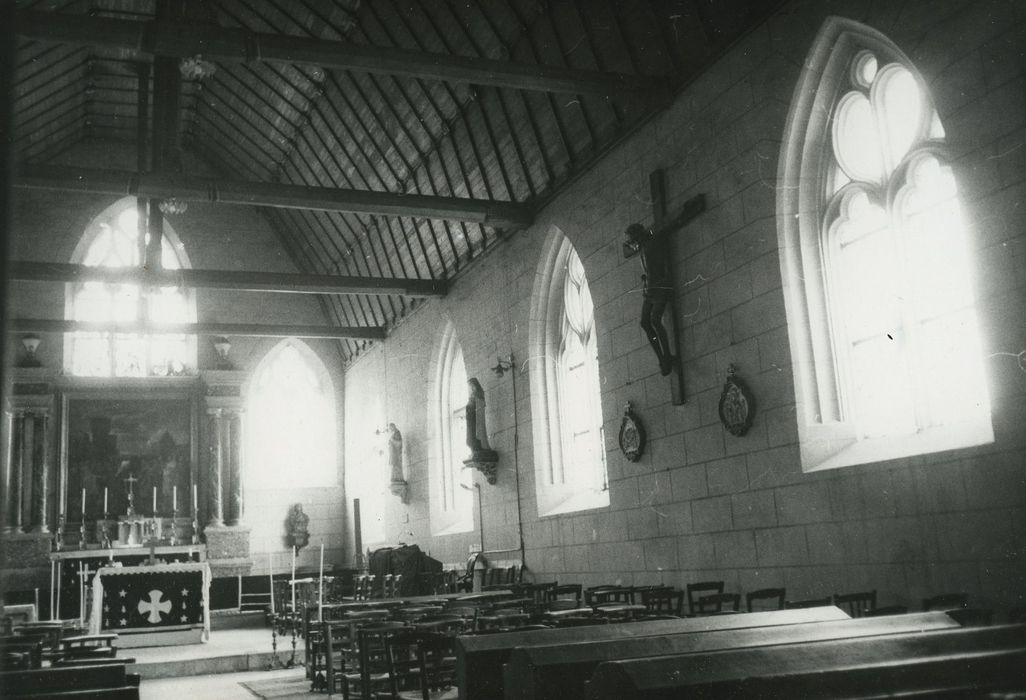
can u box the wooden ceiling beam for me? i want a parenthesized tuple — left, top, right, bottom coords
(10, 260, 447, 297)
(15, 164, 533, 228)
(15, 9, 667, 97)
(8, 318, 385, 341)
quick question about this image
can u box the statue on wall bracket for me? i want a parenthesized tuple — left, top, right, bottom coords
(463, 378, 498, 485)
(719, 364, 755, 437)
(623, 169, 707, 406)
(386, 423, 409, 504)
(285, 503, 310, 551)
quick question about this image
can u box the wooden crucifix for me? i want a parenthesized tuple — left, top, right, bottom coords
(623, 169, 706, 405)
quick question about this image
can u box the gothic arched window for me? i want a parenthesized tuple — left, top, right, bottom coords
(529, 231, 608, 515)
(66, 198, 195, 376)
(777, 18, 992, 471)
(247, 340, 338, 489)
(431, 325, 473, 534)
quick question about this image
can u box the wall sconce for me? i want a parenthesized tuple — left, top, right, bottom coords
(19, 334, 42, 368)
(212, 336, 233, 370)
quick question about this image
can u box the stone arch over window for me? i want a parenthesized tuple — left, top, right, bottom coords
(428, 321, 474, 535)
(64, 196, 196, 376)
(776, 16, 992, 471)
(528, 227, 608, 516)
(246, 338, 338, 489)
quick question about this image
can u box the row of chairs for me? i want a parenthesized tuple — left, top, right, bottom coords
(1, 620, 124, 671)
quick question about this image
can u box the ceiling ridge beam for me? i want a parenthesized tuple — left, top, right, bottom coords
(15, 9, 668, 97)
(8, 318, 385, 341)
(15, 163, 533, 227)
(9, 260, 447, 297)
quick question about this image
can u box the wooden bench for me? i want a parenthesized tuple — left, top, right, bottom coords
(583, 623, 1026, 699)
(1, 661, 140, 700)
(456, 605, 849, 699)
(504, 611, 960, 700)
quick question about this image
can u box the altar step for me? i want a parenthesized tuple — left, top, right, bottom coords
(124, 627, 304, 680)
(211, 608, 268, 630)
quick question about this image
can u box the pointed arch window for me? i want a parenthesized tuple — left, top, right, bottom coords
(66, 198, 195, 376)
(431, 326, 473, 535)
(247, 340, 338, 489)
(777, 18, 992, 471)
(529, 232, 608, 515)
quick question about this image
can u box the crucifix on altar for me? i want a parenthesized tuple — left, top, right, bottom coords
(622, 169, 707, 405)
(123, 473, 138, 517)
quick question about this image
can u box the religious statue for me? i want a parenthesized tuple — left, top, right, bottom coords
(464, 378, 499, 484)
(387, 423, 404, 483)
(286, 503, 310, 551)
(465, 378, 492, 453)
(624, 223, 676, 376)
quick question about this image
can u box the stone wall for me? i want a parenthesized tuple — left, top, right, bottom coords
(342, 0, 1026, 610)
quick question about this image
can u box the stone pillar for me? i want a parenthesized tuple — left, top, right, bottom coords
(4, 409, 24, 533)
(207, 408, 225, 527)
(201, 370, 251, 579)
(31, 411, 49, 533)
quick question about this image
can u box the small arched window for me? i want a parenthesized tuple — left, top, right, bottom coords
(529, 231, 608, 515)
(66, 198, 195, 376)
(431, 325, 473, 534)
(777, 18, 992, 471)
(247, 340, 338, 489)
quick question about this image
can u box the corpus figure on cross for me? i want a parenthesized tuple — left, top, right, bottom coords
(624, 222, 676, 376)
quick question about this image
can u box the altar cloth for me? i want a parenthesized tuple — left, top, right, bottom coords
(89, 561, 211, 646)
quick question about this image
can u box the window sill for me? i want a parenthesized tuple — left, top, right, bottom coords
(432, 519, 474, 537)
(802, 416, 994, 472)
(538, 488, 609, 518)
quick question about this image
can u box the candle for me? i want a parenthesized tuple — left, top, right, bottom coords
(193, 484, 198, 512)
(290, 545, 296, 614)
(318, 542, 324, 622)
(152, 487, 157, 513)
(103, 487, 108, 514)
(173, 486, 177, 511)
(268, 552, 275, 616)
(81, 488, 86, 517)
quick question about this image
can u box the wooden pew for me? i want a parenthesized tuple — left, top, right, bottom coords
(583, 623, 1026, 699)
(503, 611, 959, 700)
(456, 605, 849, 699)
(1, 661, 140, 699)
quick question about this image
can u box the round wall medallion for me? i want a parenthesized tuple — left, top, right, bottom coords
(618, 402, 646, 461)
(719, 365, 755, 437)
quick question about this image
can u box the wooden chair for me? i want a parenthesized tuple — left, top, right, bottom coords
(547, 583, 583, 611)
(696, 592, 741, 615)
(386, 629, 458, 700)
(923, 592, 969, 611)
(785, 596, 834, 609)
(745, 587, 786, 612)
(834, 590, 877, 618)
(640, 588, 685, 617)
(586, 586, 633, 606)
(686, 581, 724, 616)
(356, 622, 408, 699)
(60, 634, 118, 660)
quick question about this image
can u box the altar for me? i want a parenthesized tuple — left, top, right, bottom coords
(89, 561, 211, 647)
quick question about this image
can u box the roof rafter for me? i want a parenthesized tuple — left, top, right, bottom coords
(9, 318, 385, 341)
(15, 9, 668, 98)
(9, 261, 446, 297)
(16, 164, 533, 227)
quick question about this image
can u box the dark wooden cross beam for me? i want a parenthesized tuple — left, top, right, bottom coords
(14, 10, 668, 98)
(15, 164, 534, 228)
(9, 261, 447, 298)
(649, 171, 705, 405)
(7, 319, 386, 341)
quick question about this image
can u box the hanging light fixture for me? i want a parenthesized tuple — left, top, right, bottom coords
(158, 198, 188, 216)
(179, 55, 217, 81)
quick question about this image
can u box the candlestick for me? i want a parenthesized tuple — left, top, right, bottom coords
(269, 552, 275, 616)
(290, 546, 296, 616)
(318, 543, 324, 622)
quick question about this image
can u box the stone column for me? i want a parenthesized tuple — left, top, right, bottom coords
(201, 369, 251, 579)
(31, 411, 49, 533)
(4, 409, 25, 533)
(224, 408, 243, 526)
(207, 408, 225, 527)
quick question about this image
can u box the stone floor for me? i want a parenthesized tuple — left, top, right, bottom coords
(140, 667, 308, 700)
